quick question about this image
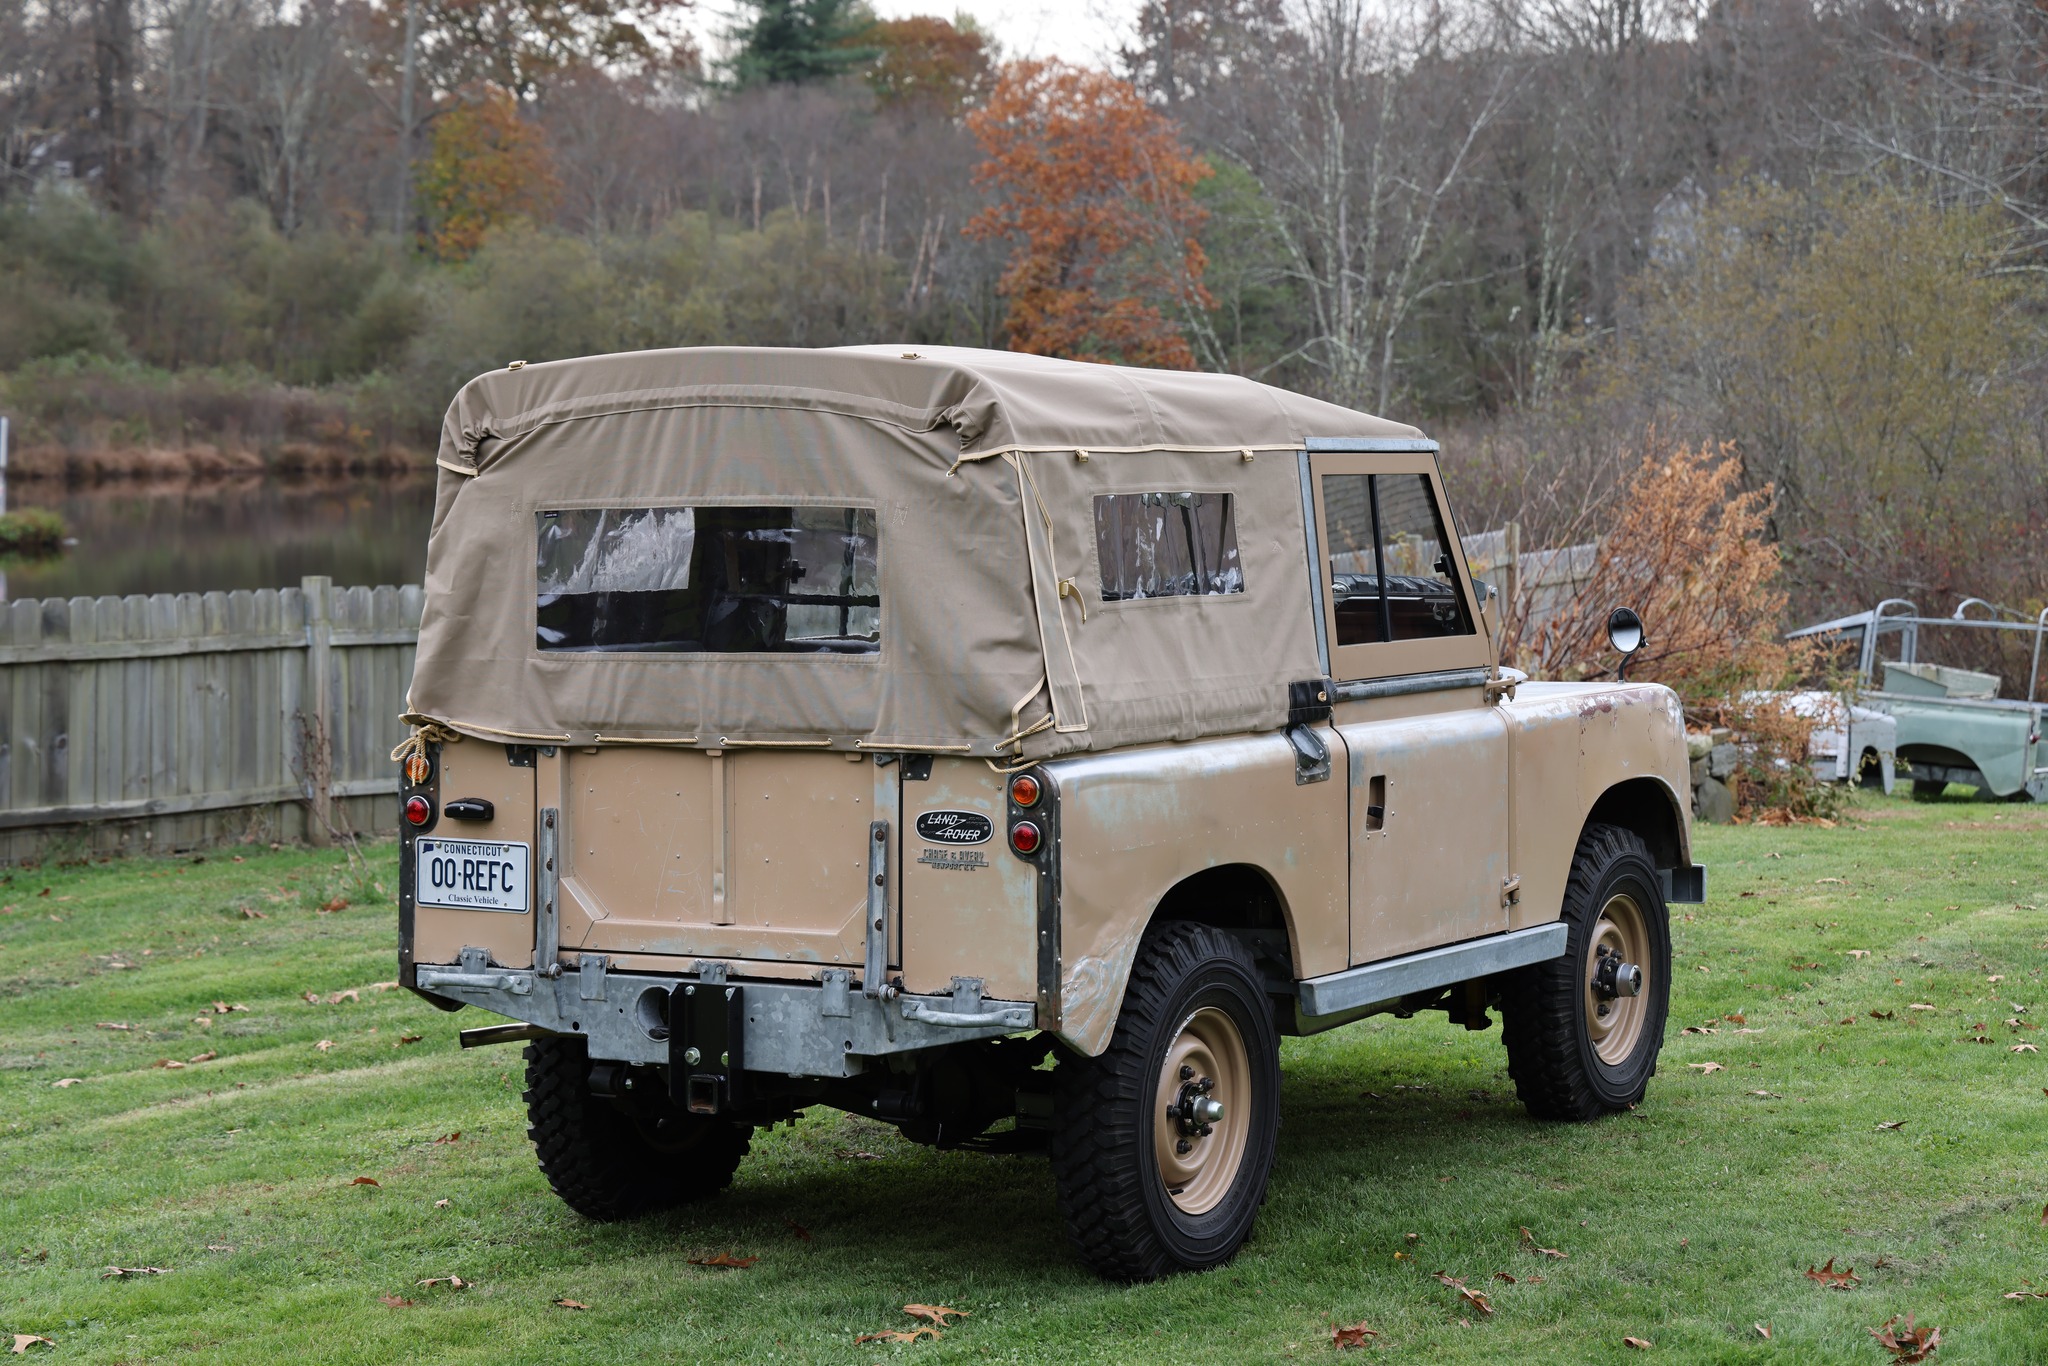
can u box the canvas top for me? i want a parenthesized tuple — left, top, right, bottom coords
(407, 345, 1429, 760)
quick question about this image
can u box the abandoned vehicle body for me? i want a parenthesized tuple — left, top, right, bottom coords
(395, 345, 1704, 1280)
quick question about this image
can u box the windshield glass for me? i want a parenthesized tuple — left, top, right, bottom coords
(536, 505, 880, 654)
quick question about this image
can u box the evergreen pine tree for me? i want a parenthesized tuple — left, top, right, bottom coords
(724, 0, 878, 87)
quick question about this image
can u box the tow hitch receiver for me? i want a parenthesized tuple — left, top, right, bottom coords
(670, 980, 746, 1115)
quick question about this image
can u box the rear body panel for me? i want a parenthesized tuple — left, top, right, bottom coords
(411, 744, 538, 969)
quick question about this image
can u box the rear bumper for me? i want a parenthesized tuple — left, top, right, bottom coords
(415, 955, 1036, 1079)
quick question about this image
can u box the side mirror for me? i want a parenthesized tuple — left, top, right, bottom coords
(1608, 606, 1645, 680)
(1330, 581, 1352, 603)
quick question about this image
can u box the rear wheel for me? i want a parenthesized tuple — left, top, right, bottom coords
(1500, 824, 1671, 1120)
(1050, 922, 1280, 1281)
(523, 1036, 749, 1220)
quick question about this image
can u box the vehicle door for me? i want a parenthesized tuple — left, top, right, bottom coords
(1306, 448, 1511, 963)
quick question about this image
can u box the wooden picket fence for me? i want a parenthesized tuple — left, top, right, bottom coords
(0, 576, 421, 863)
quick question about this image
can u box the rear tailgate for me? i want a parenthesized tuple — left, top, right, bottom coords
(557, 747, 890, 971)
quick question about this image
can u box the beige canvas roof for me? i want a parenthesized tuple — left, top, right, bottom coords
(406, 345, 1424, 760)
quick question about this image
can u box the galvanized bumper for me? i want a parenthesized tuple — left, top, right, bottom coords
(416, 953, 1035, 1079)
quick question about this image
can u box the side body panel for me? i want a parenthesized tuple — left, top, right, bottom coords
(1876, 694, 2043, 797)
(1335, 684, 1509, 961)
(898, 757, 1040, 1002)
(412, 742, 538, 968)
(1048, 730, 1349, 1055)
(1499, 681, 1693, 927)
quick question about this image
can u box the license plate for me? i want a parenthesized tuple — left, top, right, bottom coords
(415, 838, 531, 913)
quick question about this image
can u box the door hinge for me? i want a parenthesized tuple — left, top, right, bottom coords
(1500, 875, 1522, 908)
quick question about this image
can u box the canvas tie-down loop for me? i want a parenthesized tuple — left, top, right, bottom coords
(391, 717, 464, 773)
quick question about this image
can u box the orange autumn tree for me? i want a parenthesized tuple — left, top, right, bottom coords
(965, 60, 1213, 368)
(417, 87, 559, 260)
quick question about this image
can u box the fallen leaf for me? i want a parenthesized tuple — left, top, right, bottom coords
(302, 992, 319, 1004)
(1515, 1227, 1567, 1258)
(2014, 1043, 2040, 1053)
(1871, 1010, 1895, 1020)
(96, 1021, 131, 1031)
(398, 1035, 423, 1045)
(1680, 1025, 1718, 1035)
(102, 1266, 171, 1278)
(1493, 1272, 1518, 1283)
(1331, 1321, 1378, 1349)
(316, 1040, 334, 1052)
(1876, 1120, 1906, 1132)
(319, 897, 349, 913)
(351, 1176, 380, 1187)
(153, 1059, 185, 1070)
(1989, 975, 2005, 984)
(1805, 1257, 1861, 1288)
(1624, 1337, 1653, 1350)
(688, 1253, 757, 1270)
(434, 1199, 450, 1209)
(903, 1305, 969, 1327)
(855, 1329, 936, 1344)
(783, 1218, 813, 1242)
(188, 1051, 216, 1063)
(1868, 1313, 1940, 1363)
(832, 1148, 881, 1160)
(553, 1298, 588, 1310)
(1909, 1003, 1936, 1011)
(435, 1132, 461, 1144)
(1434, 1271, 1493, 1316)
(2003, 1289, 2048, 1300)
(1723, 1013, 1747, 1025)
(51, 1078, 82, 1088)
(1754, 1322, 1772, 1339)
(416, 1276, 469, 1289)
(240, 907, 267, 919)
(11, 1335, 54, 1353)
(211, 1001, 247, 1014)
(1687, 1062, 1725, 1074)
(379, 1295, 415, 1308)
(1791, 961, 1821, 970)
(1848, 950, 1872, 958)
(327, 989, 359, 1005)
(1749, 1090, 1782, 1098)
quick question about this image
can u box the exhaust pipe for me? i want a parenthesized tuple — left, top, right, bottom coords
(458, 1022, 560, 1049)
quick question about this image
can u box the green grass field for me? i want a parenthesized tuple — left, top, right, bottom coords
(3, 793, 2045, 1364)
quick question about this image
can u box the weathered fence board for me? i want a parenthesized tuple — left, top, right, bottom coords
(0, 576, 422, 863)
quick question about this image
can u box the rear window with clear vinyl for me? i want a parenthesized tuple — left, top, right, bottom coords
(536, 505, 879, 653)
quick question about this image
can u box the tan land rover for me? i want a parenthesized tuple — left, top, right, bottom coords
(394, 345, 1704, 1281)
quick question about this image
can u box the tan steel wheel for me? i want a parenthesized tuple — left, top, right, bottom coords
(1153, 1005, 1253, 1216)
(1584, 892, 1651, 1065)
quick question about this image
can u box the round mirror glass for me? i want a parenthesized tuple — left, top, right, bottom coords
(1607, 606, 1644, 655)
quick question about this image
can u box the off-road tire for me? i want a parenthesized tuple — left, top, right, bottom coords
(1500, 824, 1672, 1121)
(1049, 921, 1281, 1281)
(522, 1036, 749, 1220)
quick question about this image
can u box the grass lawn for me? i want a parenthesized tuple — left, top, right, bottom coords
(3, 792, 2045, 1364)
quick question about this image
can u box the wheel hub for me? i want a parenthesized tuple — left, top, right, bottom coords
(1584, 893, 1652, 1065)
(1153, 1005, 1253, 1215)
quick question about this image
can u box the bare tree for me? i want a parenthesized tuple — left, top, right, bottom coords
(1212, 0, 1516, 411)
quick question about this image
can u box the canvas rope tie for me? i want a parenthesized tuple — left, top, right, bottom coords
(391, 719, 464, 774)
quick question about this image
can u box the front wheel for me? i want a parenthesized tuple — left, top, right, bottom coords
(1050, 922, 1281, 1281)
(1500, 824, 1672, 1120)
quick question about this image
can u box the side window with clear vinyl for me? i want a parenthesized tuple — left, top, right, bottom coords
(1094, 492, 1244, 602)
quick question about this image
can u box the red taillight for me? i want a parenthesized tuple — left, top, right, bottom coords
(1010, 820, 1042, 856)
(1009, 773, 1041, 807)
(404, 795, 433, 826)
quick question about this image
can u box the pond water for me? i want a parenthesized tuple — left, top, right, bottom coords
(2, 475, 436, 601)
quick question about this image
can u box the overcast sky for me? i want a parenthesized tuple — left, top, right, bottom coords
(696, 2, 1136, 70)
